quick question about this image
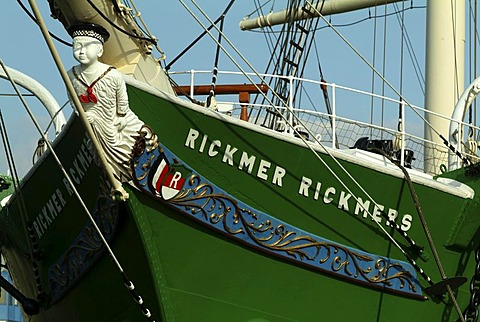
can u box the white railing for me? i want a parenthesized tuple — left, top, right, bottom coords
(169, 70, 480, 175)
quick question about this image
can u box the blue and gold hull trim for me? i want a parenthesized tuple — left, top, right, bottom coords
(131, 134, 424, 300)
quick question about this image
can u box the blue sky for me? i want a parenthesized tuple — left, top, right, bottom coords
(0, 0, 429, 176)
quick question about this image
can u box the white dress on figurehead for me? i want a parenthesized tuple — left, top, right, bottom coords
(67, 64, 145, 183)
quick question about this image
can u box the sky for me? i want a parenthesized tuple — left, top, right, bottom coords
(0, 0, 430, 176)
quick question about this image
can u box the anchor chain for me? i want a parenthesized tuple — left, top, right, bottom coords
(461, 243, 480, 321)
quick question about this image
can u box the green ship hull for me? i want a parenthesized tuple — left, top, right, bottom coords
(1, 81, 479, 321)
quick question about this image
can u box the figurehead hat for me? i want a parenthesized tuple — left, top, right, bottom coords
(67, 22, 110, 43)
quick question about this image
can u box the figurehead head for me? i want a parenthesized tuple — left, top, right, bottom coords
(68, 23, 110, 66)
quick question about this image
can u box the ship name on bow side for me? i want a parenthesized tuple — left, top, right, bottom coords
(32, 136, 94, 239)
(185, 128, 413, 232)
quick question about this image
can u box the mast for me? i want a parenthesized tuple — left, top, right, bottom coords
(239, 0, 405, 30)
(424, 0, 465, 173)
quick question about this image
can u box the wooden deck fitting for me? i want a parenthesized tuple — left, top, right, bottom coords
(175, 84, 269, 121)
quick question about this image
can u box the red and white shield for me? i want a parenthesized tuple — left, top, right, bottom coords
(151, 159, 186, 200)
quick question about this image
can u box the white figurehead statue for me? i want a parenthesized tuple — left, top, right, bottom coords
(67, 22, 153, 185)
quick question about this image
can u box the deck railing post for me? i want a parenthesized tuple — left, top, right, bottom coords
(239, 91, 249, 121)
(289, 75, 294, 135)
(400, 100, 406, 167)
(457, 119, 462, 169)
(332, 83, 337, 149)
(190, 69, 195, 98)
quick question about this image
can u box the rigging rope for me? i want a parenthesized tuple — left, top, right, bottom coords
(206, 0, 236, 108)
(380, 3, 387, 133)
(374, 146, 466, 320)
(450, 0, 462, 103)
(468, 0, 478, 156)
(115, 0, 168, 60)
(393, 3, 426, 94)
(252, 0, 277, 63)
(312, 38, 338, 147)
(86, 0, 156, 45)
(395, 0, 406, 150)
(165, 12, 230, 71)
(400, 160, 465, 320)
(16, 0, 72, 46)
(369, 4, 378, 137)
